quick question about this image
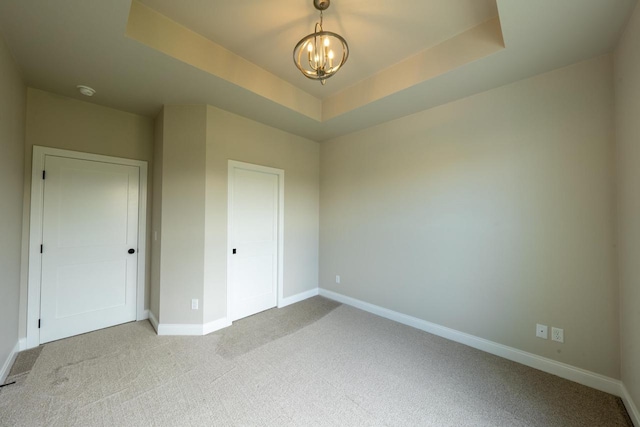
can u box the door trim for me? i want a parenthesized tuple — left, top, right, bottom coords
(26, 146, 148, 348)
(227, 160, 284, 322)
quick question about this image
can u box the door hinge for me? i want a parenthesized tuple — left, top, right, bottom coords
(40, 244, 43, 254)
(38, 319, 41, 329)
(42, 170, 46, 180)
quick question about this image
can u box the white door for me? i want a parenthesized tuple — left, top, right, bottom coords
(39, 155, 140, 343)
(228, 161, 283, 321)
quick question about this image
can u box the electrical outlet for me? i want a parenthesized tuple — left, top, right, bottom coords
(552, 327, 564, 343)
(336, 275, 341, 284)
(191, 299, 198, 310)
(536, 324, 548, 339)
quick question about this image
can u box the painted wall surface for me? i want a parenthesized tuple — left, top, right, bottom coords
(0, 32, 26, 372)
(20, 89, 154, 337)
(158, 105, 207, 325)
(150, 109, 163, 320)
(320, 55, 619, 378)
(126, 0, 321, 122)
(204, 106, 319, 323)
(614, 0, 640, 411)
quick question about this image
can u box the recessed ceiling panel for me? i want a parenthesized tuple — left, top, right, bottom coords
(0, 0, 635, 141)
(138, 0, 499, 98)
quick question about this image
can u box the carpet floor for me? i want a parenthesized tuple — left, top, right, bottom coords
(0, 296, 632, 426)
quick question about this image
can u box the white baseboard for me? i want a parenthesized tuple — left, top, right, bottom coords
(148, 286, 320, 337)
(319, 288, 624, 398)
(157, 323, 205, 336)
(0, 341, 20, 384)
(139, 309, 150, 321)
(151, 315, 231, 336)
(147, 286, 320, 337)
(147, 310, 159, 333)
(18, 338, 27, 351)
(278, 288, 319, 308)
(203, 317, 232, 335)
(622, 384, 640, 426)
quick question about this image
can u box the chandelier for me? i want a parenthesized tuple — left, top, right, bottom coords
(293, 0, 349, 85)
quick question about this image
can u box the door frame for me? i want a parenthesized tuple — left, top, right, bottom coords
(26, 146, 148, 348)
(227, 160, 284, 322)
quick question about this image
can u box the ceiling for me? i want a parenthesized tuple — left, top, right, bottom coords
(0, 0, 636, 141)
(137, 0, 499, 99)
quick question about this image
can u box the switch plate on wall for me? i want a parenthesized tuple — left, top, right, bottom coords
(336, 275, 341, 284)
(191, 299, 198, 310)
(536, 324, 548, 339)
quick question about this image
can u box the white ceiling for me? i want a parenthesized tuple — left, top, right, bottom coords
(0, 0, 636, 141)
(137, 0, 499, 99)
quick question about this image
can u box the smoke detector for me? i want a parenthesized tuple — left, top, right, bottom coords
(77, 85, 96, 97)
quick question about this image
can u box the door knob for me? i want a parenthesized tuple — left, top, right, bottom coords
(128, 248, 136, 254)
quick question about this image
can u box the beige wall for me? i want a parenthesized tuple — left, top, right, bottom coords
(203, 106, 320, 323)
(19, 88, 154, 337)
(152, 105, 319, 326)
(614, 1, 640, 411)
(320, 55, 619, 378)
(0, 32, 26, 372)
(157, 105, 207, 325)
(150, 109, 164, 320)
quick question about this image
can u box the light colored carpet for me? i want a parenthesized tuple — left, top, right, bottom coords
(0, 296, 632, 426)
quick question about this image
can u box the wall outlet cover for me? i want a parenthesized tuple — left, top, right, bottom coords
(336, 275, 341, 284)
(552, 327, 564, 343)
(191, 299, 198, 310)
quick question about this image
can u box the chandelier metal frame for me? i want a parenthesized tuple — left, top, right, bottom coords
(293, 0, 349, 85)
